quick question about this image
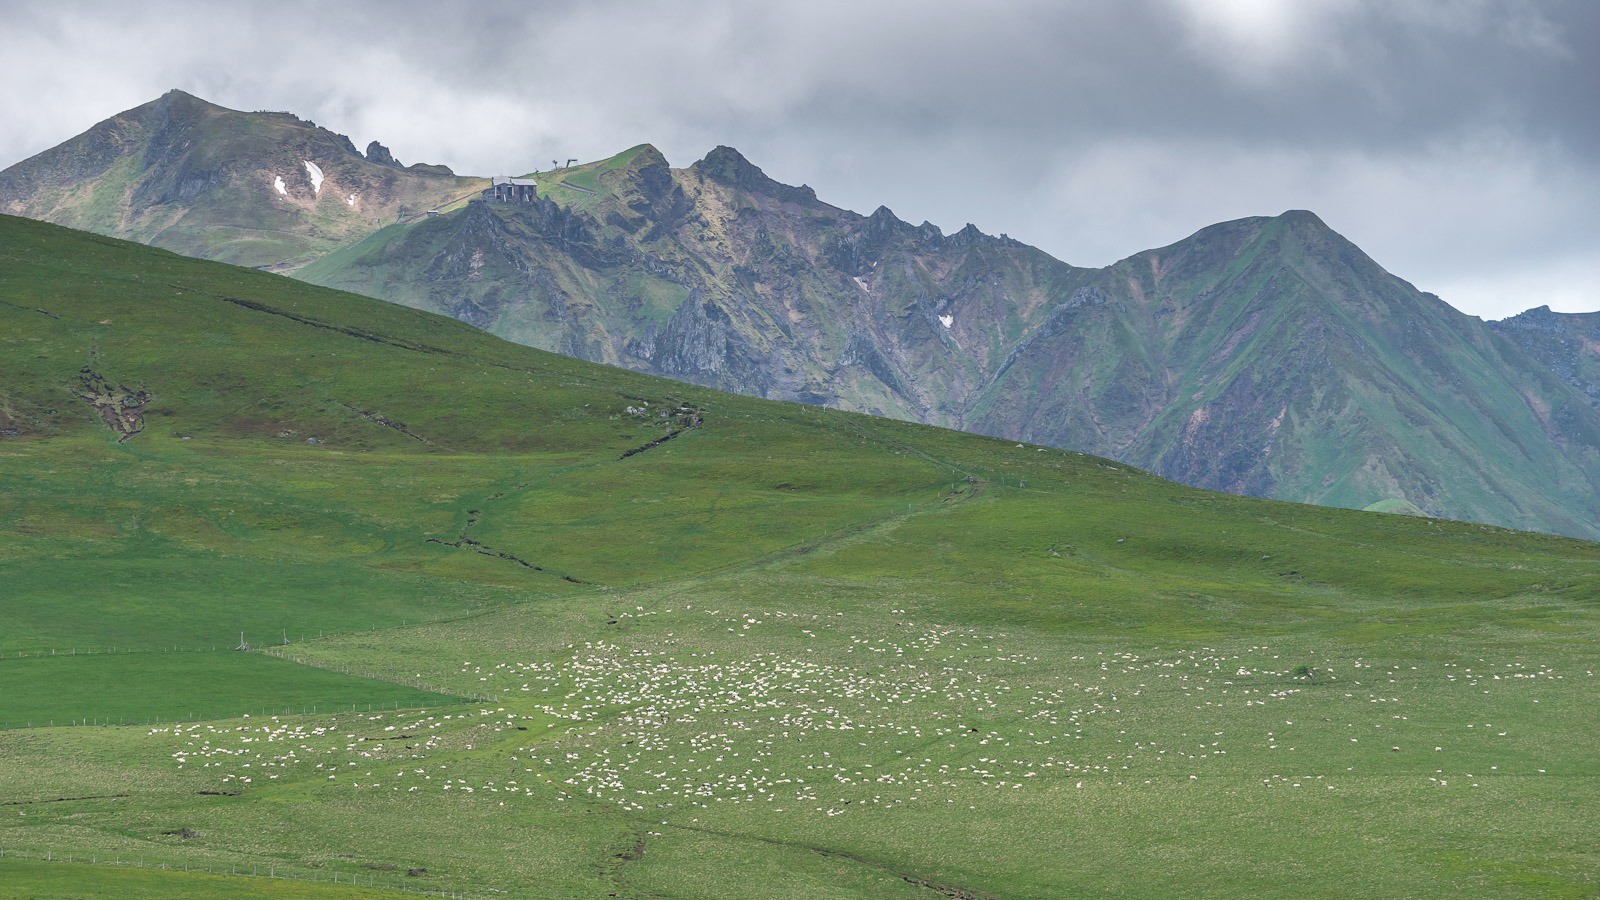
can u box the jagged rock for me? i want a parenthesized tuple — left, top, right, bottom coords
(690, 146, 818, 205)
(365, 141, 402, 168)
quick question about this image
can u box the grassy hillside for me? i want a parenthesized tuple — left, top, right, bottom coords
(1, 215, 1598, 897)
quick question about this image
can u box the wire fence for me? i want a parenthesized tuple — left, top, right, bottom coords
(0, 694, 485, 731)
(257, 647, 497, 704)
(0, 615, 465, 661)
(0, 639, 500, 731)
(0, 844, 480, 897)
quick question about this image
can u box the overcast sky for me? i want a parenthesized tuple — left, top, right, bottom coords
(5, 0, 1596, 318)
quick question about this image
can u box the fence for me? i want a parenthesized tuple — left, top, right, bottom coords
(0, 639, 498, 731)
(0, 844, 479, 897)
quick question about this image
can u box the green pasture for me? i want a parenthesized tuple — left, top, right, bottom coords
(0, 215, 1597, 896)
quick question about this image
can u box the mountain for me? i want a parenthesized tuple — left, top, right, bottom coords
(297, 145, 1600, 538)
(6, 92, 1600, 539)
(0, 89, 482, 268)
(4, 213, 1599, 897)
(976, 212, 1600, 537)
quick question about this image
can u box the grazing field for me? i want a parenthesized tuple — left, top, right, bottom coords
(1, 215, 1597, 897)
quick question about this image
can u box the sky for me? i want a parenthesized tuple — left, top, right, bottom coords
(4, 0, 1596, 319)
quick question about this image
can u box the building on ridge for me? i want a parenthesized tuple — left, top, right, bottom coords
(484, 176, 538, 203)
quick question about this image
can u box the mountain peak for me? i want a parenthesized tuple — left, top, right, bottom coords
(1276, 208, 1327, 227)
(136, 88, 216, 122)
(1275, 209, 1348, 243)
(1496, 304, 1579, 331)
(155, 88, 206, 105)
(628, 143, 667, 165)
(690, 146, 817, 205)
(695, 145, 756, 176)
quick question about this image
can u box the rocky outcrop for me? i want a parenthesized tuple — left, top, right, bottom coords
(1491, 306, 1600, 409)
(689, 146, 818, 205)
(75, 368, 150, 443)
(365, 141, 402, 168)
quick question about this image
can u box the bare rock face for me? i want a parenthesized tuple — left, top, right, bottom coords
(689, 146, 817, 205)
(1492, 306, 1600, 410)
(365, 141, 402, 168)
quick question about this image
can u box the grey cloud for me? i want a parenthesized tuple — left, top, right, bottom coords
(1, 0, 1595, 316)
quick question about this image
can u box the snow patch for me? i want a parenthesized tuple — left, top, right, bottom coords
(345, 193, 358, 207)
(939, 314, 953, 329)
(273, 176, 287, 196)
(303, 160, 324, 196)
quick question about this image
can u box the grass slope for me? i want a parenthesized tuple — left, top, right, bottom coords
(1, 215, 1597, 897)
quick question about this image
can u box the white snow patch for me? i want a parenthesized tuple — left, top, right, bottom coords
(939, 314, 953, 329)
(303, 160, 324, 196)
(345, 193, 358, 207)
(273, 176, 287, 196)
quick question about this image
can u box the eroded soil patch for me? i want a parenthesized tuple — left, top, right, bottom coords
(75, 368, 150, 443)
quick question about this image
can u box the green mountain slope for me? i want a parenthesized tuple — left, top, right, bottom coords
(7, 93, 1600, 541)
(0, 90, 482, 268)
(979, 212, 1600, 537)
(2, 215, 1599, 897)
(299, 145, 1600, 538)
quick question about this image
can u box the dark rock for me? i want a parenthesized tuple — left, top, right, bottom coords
(365, 141, 402, 168)
(690, 146, 817, 205)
